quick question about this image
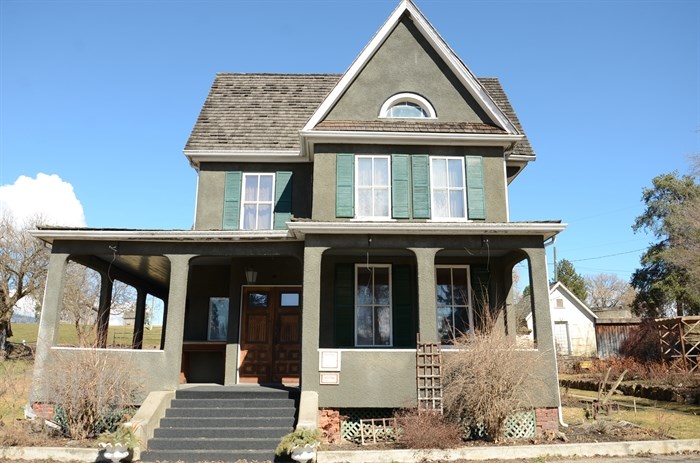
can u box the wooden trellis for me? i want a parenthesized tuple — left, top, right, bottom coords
(416, 334, 443, 413)
(656, 316, 700, 373)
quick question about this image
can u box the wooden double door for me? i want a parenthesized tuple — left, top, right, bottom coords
(239, 286, 302, 384)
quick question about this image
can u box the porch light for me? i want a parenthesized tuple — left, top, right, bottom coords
(245, 267, 258, 284)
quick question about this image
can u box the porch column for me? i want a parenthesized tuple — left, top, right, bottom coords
(131, 289, 147, 349)
(96, 273, 113, 348)
(162, 254, 194, 389)
(410, 247, 439, 343)
(31, 252, 69, 402)
(525, 247, 554, 350)
(300, 245, 327, 389)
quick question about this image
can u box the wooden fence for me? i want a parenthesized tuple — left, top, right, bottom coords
(655, 316, 700, 373)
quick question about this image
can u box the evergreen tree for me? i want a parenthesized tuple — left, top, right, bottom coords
(553, 259, 587, 302)
(631, 171, 700, 317)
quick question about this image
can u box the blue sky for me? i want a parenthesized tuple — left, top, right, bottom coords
(1, 0, 698, 284)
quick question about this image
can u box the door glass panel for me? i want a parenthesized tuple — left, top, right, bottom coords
(248, 292, 269, 308)
(280, 292, 300, 307)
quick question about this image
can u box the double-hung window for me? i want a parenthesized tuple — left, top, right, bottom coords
(355, 155, 391, 219)
(241, 173, 274, 230)
(355, 264, 392, 346)
(435, 265, 473, 344)
(430, 157, 467, 219)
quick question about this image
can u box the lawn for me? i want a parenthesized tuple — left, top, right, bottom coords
(10, 323, 163, 349)
(562, 387, 700, 440)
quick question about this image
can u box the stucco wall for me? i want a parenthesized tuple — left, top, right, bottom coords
(325, 16, 492, 124)
(194, 162, 313, 230)
(311, 145, 507, 222)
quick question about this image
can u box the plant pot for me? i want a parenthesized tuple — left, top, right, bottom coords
(99, 442, 131, 462)
(290, 443, 318, 463)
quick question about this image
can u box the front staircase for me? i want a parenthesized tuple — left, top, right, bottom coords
(140, 385, 299, 462)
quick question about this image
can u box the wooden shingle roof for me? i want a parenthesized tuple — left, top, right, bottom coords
(184, 73, 534, 157)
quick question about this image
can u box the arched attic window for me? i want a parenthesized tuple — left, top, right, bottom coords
(379, 92, 437, 119)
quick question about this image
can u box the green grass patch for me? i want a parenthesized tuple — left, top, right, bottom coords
(0, 359, 34, 425)
(10, 323, 163, 349)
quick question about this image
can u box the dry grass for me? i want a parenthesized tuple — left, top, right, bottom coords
(562, 388, 700, 440)
(11, 323, 163, 350)
(395, 409, 463, 449)
(0, 358, 33, 424)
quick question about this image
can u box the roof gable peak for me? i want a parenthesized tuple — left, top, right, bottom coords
(302, 0, 519, 135)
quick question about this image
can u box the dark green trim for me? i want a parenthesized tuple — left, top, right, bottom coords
(336, 154, 355, 218)
(274, 171, 293, 229)
(391, 154, 410, 219)
(223, 171, 242, 230)
(334, 263, 355, 347)
(411, 155, 431, 219)
(465, 156, 486, 220)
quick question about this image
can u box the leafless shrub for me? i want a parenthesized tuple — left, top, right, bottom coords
(395, 409, 462, 449)
(619, 319, 661, 362)
(43, 346, 141, 439)
(442, 305, 539, 441)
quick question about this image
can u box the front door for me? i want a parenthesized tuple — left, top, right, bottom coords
(239, 286, 302, 384)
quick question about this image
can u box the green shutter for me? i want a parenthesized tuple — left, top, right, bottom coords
(336, 153, 354, 218)
(223, 171, 242, 230)
(392, 154, 410, 219)
(411, 155, 431, 219)
(334, 264, 355, 347)
(274, 171, 293, 229)
(392, 264, 415, 348)
(465, 156, 486, 220)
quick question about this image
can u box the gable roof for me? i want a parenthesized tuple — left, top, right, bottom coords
(183, 73, 533, 168)
(550, 281, 598, 320)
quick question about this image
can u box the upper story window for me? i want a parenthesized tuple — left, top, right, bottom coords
(242, 173, 275, 230)
(335, 153, 485, 221)
(379, 92, 436, 119)
(430, 157, 467, 219)
(356, 155, 391, 219)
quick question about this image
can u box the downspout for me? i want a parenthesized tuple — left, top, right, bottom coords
(543, 235, 568, 428)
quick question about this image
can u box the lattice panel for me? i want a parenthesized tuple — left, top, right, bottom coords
(503, 410, 536, 439)
(416, 335, 443, 413)
(656, 316, 700, 373)
(359, 417, 399, 445)
(340, 408, 394, 441)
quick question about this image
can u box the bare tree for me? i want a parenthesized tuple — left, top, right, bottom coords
(585, 273, 636, 310)
(0, 213, 49, 358)
(61, 262, 101, 345)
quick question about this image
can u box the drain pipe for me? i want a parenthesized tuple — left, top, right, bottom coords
(543, 236, 568, 428)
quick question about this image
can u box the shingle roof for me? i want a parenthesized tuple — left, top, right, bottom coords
(184, 73, 534, 157)
(184, 74, 339, 152)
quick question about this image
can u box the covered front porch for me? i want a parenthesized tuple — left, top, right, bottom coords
(29, 229, 305, 403)
(291, 221, 564, 410)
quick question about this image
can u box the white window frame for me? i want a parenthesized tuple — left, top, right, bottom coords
(240, 173, 275, 230)
(429, 156, 467, 220)
(379, 92, 437, 119)
(435, 265, 473, 345)
(354, 264, 393, 347)
(354, 155, 392, 220)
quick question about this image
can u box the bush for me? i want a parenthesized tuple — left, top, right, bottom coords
(395, 409, 462, 449)
(619, 319, 661, 362)
(43, 347, 140, 440)
(443, 328, 538, 442)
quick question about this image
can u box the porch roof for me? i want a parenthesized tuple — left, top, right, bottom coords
(287, 221, 565, 241)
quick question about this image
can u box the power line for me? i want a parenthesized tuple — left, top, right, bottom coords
(568, 248, 646, 263)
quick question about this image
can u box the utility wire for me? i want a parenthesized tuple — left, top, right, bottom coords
(568, 248, 647, 263)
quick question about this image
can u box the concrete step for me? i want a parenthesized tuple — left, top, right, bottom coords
(153, 425, 291, 439)
(166, 406, 296, 418)
(158, 415, 296, 428)
(147, 436, 279, 451)
(140, 448, 289, 463)
(170, 397, 296, 408)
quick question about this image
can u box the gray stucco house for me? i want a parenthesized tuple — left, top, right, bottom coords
(31, 0, 564, 435)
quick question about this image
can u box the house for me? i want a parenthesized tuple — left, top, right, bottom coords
(30, 0, 565, 438)
(547, 282, 598, 356)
